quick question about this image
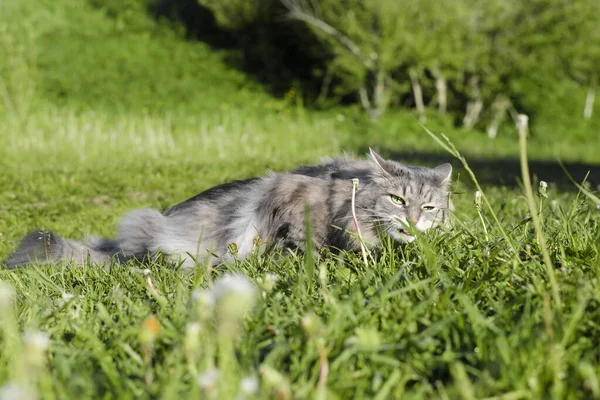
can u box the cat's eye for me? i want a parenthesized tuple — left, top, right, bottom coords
(390, 195, 405, 206)
(422, 205, 435, 211)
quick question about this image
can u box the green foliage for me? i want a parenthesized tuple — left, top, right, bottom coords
(281, 0, 600, 123)
(0, 1, 599, 397)
(1, 113, 600, 397)
(0, 0, 277, 115)
(196, 0, 269, 30)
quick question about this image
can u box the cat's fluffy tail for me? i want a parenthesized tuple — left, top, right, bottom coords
(4, 208, 166, 269)
(3, 230, 116, 269)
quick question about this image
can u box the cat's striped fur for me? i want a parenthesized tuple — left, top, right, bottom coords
(4, 150, 452, 272)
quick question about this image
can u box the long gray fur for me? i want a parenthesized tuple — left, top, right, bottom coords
(4, 150, 453, 272)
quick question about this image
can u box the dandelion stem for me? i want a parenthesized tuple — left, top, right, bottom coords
(351, 178, 370, 267)
(474, 191, 489, 241)
(517, 115, 561, 309)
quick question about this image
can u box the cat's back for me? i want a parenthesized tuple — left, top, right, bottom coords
(163, 157, 375, 217)
(291, 157, 375, 181)
(163, 177, 262, 216)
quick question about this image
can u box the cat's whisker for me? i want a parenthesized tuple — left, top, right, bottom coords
(357, 207, 389, 218)
(334, 214, 388, 223)
(336, 212, 384, 219)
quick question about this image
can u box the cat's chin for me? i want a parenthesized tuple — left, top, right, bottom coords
(388, 229, 416, 244)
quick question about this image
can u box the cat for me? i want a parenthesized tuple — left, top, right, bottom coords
(4, 149, 452, 272)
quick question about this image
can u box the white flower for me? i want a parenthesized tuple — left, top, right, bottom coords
(186, 322, 202, 336)
(197, 368, 220, 392)
(184, 322, 202, 355)
(0, 382, 36, 400)
(23, 331, 51, 353)
(129, 267, 152, 276)
(191, 289, 215, 309)
(191, 288, 216, 322)
(212, 274, 258, 334)
(259, 273, 278, 293)
(539, 181, 548, 198)
(474, 191, 483, 208)
(61, 293, 75, 300)
(264, 273, 278, 285)
(212, 274, 257, 302)
(0, 281, 15, 311)
(239, 376, 259, 395)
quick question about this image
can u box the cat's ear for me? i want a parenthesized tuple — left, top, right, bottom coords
(433, 163, 452, 185)
(368, 148, 391, 174)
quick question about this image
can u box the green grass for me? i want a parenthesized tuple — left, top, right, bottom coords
(1, 0, 600, 398)
(1, 107, 599, 399)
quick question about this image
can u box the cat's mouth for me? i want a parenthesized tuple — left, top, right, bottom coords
(397, 228, 415, 239)
(387, 226, 416, 243)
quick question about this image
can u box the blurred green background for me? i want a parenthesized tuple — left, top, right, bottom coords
(0, 0, 598, 174)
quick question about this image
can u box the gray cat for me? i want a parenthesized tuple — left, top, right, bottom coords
(4, 150, 452, 272)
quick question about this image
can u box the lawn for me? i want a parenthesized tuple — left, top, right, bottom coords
(1, 104, 599, 399)
(1, 0, 600, 398)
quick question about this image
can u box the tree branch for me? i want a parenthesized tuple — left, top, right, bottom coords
(282, 0, 368, 66)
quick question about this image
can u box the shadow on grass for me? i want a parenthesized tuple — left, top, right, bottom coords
(369, 148, 600, 190)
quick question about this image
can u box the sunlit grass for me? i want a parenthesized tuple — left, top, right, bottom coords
(0, 106, 599, 399)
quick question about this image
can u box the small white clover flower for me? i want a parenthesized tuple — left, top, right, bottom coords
(539, 181, 548, 198)
(212, 274, 257, 302)
(197, 368, 220, 392)
(191, 288, 216, 321)
(474, 191, 483, 209)
(239, 375, 259, 396)
(23, 331, 51, 371)
(184, 322, 203, 359)
(61, 293, 76, 301)
(129, 267, 152, 276)
(212, 274, 258, 336)
(23, 331, 51, 353)
(192, 289, 216, 309)
(259, 273, 279, 293)
(0, 281, 15, 311)
(0, 382, 36, 400)
(186, 322, 202, 336)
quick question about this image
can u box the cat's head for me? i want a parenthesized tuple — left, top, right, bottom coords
(362, 149, 453, 243)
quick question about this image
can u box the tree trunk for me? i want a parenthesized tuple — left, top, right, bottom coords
(431, 67, 447, 115)
(487, 95, 510, 139)
(463, 76, 482, 130)
(584, 84, 596, 120)
(370, 68, 387, 119)
(358, 68, 389, 119)
(358, 86, 371, 113)
(317, 67, 333, 105)
(409, 70, 426, 122)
